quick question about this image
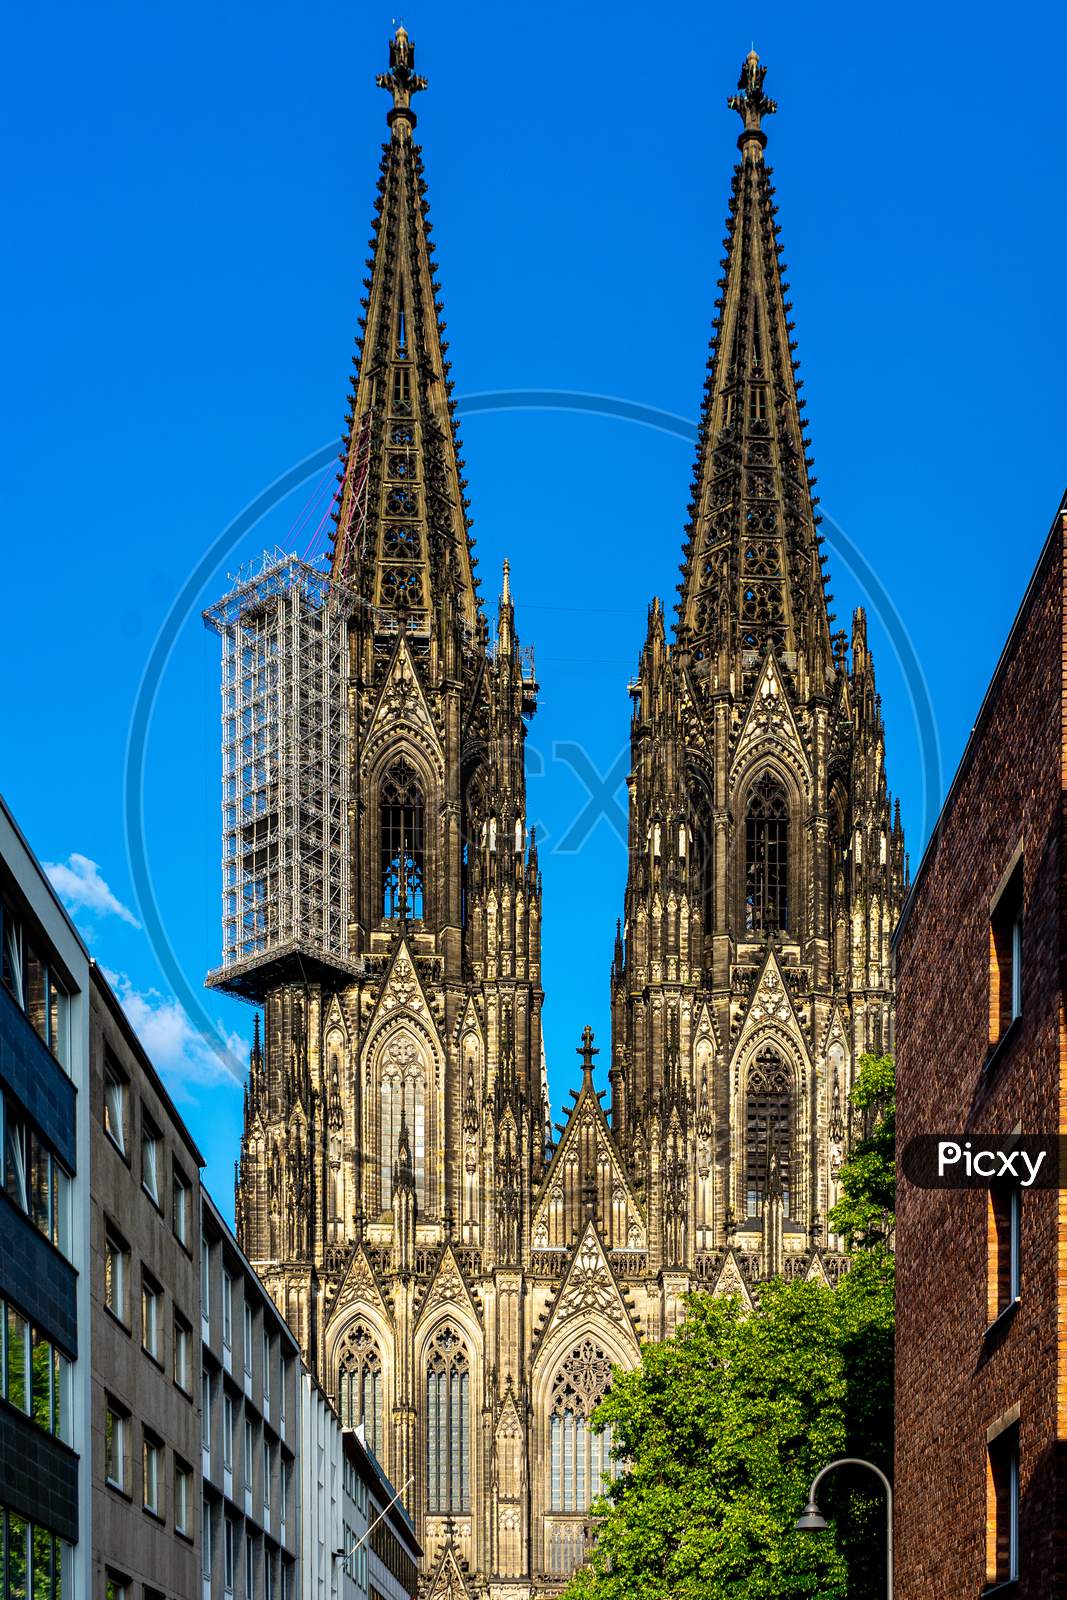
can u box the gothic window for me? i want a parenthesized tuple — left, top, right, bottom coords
(748, 384, 768, 422)
(549, 1341, 614, 1513)
(426, 1326, 470, 1514)
(337, 1324, 384, 1461)
(380, 759, 425, 919)
(744, 772, 789, 933)
(379, 1034, 426, 1207)
(745, 1049, 792, 1218)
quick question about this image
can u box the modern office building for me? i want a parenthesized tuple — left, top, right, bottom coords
(302, 1380, 422, 1600)
(200, 1189, 300, 1599)
(89, 963, 205, 1600)
(895, 492, 1067, 1596)
(0, 796, 92, 1598)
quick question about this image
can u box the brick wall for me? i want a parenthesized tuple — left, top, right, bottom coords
(895, 508, 1067, 1597)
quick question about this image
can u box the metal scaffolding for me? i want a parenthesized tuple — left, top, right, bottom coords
(203, 549, 358, 998)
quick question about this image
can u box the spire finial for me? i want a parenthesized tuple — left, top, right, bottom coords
(577, 1025, 599, 1085)
(502, 557, 511, 604)
(377, 23, 427, 130)
(728, 47, 776, 151)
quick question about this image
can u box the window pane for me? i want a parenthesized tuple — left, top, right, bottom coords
(31, 1327, 51, 1430)
(54, 1350, 72, 1443)
(104, 1072, 126, 1154)
(28, 1134, 51, 1239)
(7, 1305, 29, 1411)
(8, 1514, 29, 1600)
(5, 1112, 28, 1211)
(25, 946, 47, 1045)
(31, 1523, 53, 1600)
(53, 1164, 72, 1258)
(48, 976, 70, 1071)
(143, 1130, 159, 1203)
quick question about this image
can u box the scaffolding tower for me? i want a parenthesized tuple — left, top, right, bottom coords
(203, 549, 362, 1001)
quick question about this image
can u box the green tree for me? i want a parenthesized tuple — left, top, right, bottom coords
(828, 1052, 895, 1252)
(563, 1057, 896, 1600)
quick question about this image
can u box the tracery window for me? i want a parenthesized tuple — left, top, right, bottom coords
(380, 759, 425, 919)
(745, 1049, 792, 1218)
(549, 1341, 614, 1512)
(426, 1326, 470, 1514)
(744, 772, 789, 933)
(691, 785, 714, 930)
(379, 1033, 426, 1207)
(337, 1323, 384, 1461)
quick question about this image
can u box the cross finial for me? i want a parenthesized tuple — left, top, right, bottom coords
(728, 47, 777, 151)
(377, 23, 427, 130)
(577, 1025, 599, 1082)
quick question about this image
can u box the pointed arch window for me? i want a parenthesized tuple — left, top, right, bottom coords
(691, 783, 715, 930)
(745, 1049, 792, 1218)
(745, 772, 789, 933)
(549, 1341, 614, 1513)
(426, 1326, 470, 1514)
(379, 1034, 426, 1207)
(337, 1323, 384, 1461)
(380, 759, 425, 919)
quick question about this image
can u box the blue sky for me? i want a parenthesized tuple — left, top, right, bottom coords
(2, 0, 1064, 1217)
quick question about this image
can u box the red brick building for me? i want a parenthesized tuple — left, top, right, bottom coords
(895, 492, 1067, 1597)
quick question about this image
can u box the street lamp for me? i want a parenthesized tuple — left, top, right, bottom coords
(794, 1456, 893, 1599)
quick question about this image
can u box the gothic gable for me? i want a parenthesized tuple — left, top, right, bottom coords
(423, 1541, 475, 1600)
(531, 1077, 646, 1253)
(711, 1247, 755, 1309)
(362, 937, 442, 1051)
(730, 945, 810, 1071)
(730, 652, 811, 786)
(533, 1223, 641, 1362)
(365, 631, 443, 764)
(325, 1239, 393, 1328)
(416, 1239, 482, 1330)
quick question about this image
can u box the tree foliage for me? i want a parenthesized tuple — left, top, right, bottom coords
(828, 1052, 895, 1251)
(562, 1057, 896, 1600)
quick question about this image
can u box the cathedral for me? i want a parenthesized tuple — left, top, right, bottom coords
(212, 28, 907, 1598)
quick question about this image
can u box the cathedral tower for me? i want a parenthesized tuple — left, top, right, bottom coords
(208, 36, 907, 1599)
(609, 50, 907, 1280)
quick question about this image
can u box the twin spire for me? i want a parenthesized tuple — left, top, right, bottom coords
(335, 31, 831, 688)
(330, 25, 479, 640)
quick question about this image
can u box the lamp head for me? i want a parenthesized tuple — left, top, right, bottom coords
(795, 1501, 829, 1532)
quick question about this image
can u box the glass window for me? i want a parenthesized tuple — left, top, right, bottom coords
(54, 1348, 72, 1444)
(222, 1273, 233, 1347)
(224, 1517, 235, 1592)
(25, 944, 47, 1041)
(425, 1324, 471, 1514)
(990, 859, 1024, 1047)
(105, 1232, 128, 1324)
(4, 1105, 28, 1212)
(988, 1424, 1020, 1584)
(262, 1331, 271, 1403)
(106, 1406, 127, 1491)
(201, 1370, 212, 1451)
(201, 1236, 211, 1318)
(744, 771, 790, 933)
(142, 1117, 161, 1206)
(8, 1515, 28, 1600)
(47, 972, 70, 1072)
(176, 1462, 191, 1536)
(244, 1417, 253, 1488)
(202, 1498, 213, 1580)
(172, 1169, 190, 1246)
(53, 1162, 72, 1258)
(244, 1301, 253, 1374)
(104, 1063, 127, 1155)
(174, 1316, 191, 1392)
(142, 1276, 162, 1362)
(6, 1304, 29, 1411)
(143, 1433, 162, 1515)
(223, 1392, 233, 1467)
(29, 1129, 51, 1237)
(2, 896, 25, 1006)
(30, 1326, 51, 1430)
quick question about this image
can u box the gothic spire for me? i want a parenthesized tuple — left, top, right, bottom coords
(677, 50, 833, 690)
(330, 26, 480, 640)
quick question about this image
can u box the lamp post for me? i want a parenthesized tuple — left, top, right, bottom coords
(795, 1456, 893, 1600)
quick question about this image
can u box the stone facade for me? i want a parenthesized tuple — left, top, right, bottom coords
(895, 494, 1067, 1597)
(221, 33, 906, 1598)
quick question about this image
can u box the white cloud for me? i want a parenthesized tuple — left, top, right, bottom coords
(104, 970, 247, 1095)
(44, 853, 140, 929)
